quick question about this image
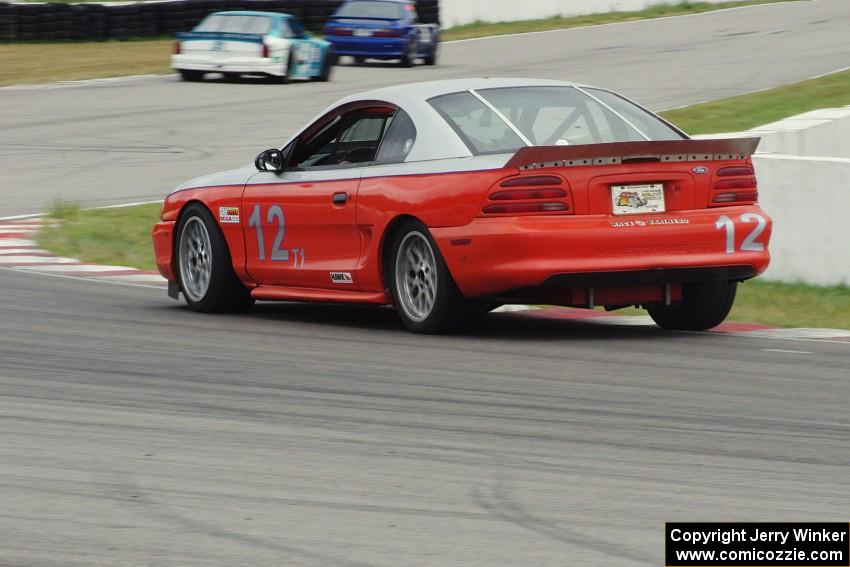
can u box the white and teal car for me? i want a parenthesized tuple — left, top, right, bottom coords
(172, 11, 335, 83)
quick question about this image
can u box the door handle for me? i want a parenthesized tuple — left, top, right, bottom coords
(332, 192, 348, 205)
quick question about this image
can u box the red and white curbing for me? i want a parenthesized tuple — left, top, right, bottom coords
(2, 218, 849, 342)
(0, 218, 167, 288)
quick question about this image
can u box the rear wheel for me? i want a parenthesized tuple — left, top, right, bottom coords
(390, 220, 464, 333)
(311, 48, 335, 82)
(178, 69, 203, 82)
(424, 44, 437, 66)
(647, 280, 738, 331)
(353, 56, 365, 64)
(399, 40, 417, 67)
(176, 204, 254, 313)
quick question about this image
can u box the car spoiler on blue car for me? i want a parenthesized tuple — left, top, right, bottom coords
(505, 138, 761, 171)
(327, 16, 401, 21)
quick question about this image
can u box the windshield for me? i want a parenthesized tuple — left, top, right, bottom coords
(335, 1, 406, 19)
(194, 14, 274, 34)
(429, 86, 685, 155)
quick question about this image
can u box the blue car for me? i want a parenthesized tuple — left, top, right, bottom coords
(324, 0, 439, 67)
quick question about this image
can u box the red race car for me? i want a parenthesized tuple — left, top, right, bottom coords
(152, 78, 771, 333)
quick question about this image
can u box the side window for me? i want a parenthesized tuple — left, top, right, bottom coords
(292, 108, 394, 168)
(430, 92, 524, 155)
(375, 110, 417, 163)
(279, 19, 292, 39)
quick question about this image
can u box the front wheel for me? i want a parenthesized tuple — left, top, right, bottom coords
(176, 204, 254, 313)
(389, 221, 464, 333)
(647, 280, 738, 331)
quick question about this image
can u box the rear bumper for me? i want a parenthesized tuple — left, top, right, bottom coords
(152, 221, 176, 281)
(326, 36, 408, 58)
(431, 205, 772, 298)
(543, 265, 756, 288)
(171, 54, 285, 76)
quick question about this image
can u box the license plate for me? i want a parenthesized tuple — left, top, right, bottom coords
(611, 183, 665, 215)
(354, 29, 373, 37)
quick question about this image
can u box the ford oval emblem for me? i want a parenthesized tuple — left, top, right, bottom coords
(693, 166, 709, 174)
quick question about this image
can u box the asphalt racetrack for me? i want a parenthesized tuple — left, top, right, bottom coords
(2, 1, 850, 565)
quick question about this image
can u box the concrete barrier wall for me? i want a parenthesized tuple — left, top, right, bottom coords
(748, 107, 850, 159)
(440, 0, 734, 29)
(695, 106, 850, 286)
(755, 154, 850, 286)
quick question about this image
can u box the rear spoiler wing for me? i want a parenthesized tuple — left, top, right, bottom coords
(176, 31, 265, 43)
(327, 16, 400, 22)
(505, 138, 760, 171)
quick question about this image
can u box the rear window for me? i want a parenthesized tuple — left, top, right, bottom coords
(429, 86, 685, 155)
(335, 1, 406, 20)
(194, 15, 274, 34)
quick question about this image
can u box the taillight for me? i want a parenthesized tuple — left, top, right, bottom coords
(714, 178, 757, 191)
(713, 192, 759, 204)
(373, 28, 404, 37)
(490, 189, 566, 201)
(173, 40, 181, 55)
(261, 43, 269, 58)
(716, 166, 754, 177)
(710, 166, 758, 206)
(483, 203, 569, 214)
(480, 175, 573, 216)
(328, 27, 353, 36)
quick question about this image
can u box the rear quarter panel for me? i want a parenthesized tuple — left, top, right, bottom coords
(355, 164, 508, 291)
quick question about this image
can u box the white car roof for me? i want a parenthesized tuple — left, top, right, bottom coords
(337, 77, 590, 104)
(291, 78, 595, 162)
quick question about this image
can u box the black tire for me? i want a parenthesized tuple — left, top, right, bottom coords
(399, 40, 417, 67)
(647, 280, 738, 331)
(175, 204, 254, 313)
(353, 56, 365, 64)
(311, 48, 335, 81)
(272, 50, 294, 83)
(388, 220, 465, 333)
(178, 69, 204, 81)
(222, 72, 240, 81)
(424, 44, 437, 66)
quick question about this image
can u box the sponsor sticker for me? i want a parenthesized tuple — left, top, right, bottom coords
(330, 272, 354, 284)
(610, 217, 689, 227)
(219, 207, 240, 224)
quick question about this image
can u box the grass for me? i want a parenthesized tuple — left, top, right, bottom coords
(37, 202, 161, 272)
(35, 203, 850, 329)
(660, 69, 850, 134)
(731, 281, 850, 329)
(605, 281, 850, 329)
(0, 38, 173, 86)
(1, 1, 798, 86)
(441, 0, 798, 41)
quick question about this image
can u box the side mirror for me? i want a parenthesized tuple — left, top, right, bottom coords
(255, 148, 285, 173)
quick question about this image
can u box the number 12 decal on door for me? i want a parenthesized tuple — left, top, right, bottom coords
(715, 213, 767, 254)
(247, 204, 305, 266)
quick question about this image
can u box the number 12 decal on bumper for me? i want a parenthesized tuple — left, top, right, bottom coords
(248, 204, 305, 266)
(715, 213, 767, 254)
